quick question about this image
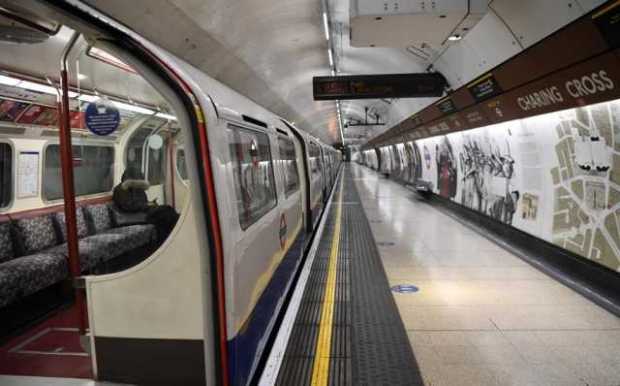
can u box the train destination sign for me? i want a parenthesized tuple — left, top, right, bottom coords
(313, 73, 447, 100)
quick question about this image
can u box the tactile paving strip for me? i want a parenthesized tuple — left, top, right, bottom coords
(343, 167, 422, 386)
(276, 166, 422, 385)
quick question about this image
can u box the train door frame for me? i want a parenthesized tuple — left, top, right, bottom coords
(29, 11, 231, 383)
(273, 128, 304, 255)
(0, 139, 16, 212)
(307, 139, 324, 228)
(281, 120, 313, 234)
(319, 145, 329, 203)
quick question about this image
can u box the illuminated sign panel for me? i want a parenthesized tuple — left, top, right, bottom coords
(313, 73, 447, 100)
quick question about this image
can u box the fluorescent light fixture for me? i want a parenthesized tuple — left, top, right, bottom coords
(448, 34, 462, 41)
(112, 101, 155, 115)
(18, 80, 57, 95)
(328, 49, 333, 66)
(336, 100, 344, 144)
(78, 94, 99, 103)
(87, 46, 136, 73)
(323, 12, 329, 40)
(0, 74, 20, 86)
(77, 73, 88, 80)
(0, 74, 79, 97)
(155, 112, 177, 121)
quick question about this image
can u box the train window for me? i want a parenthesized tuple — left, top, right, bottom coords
(309, 141, 322, 177)
(0, 143, 12, 208)
(227, 124, 277, 230)
(43, 144, 114, 200)
(125, 126, 166, 185)
(277, 137, 299, 196)
(176, 148, 188, 180)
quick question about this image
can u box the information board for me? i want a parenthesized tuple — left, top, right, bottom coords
(85, 101, 121, 136)
(17, 152, 39, 198)
(313, 73, 447, 100)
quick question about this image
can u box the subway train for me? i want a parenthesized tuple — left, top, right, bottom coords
(0, 1, 340, 385)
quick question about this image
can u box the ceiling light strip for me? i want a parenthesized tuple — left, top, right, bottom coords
(323, 12, 330, 41)
(0, 72, 177, 120)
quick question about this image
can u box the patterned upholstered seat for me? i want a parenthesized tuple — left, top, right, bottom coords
(0, 252, 68, 308)
(1, 202, 158, 309)
(45, 239, 107, 272)
(84, 203, 113, 234)
(13, 215, 58, 255)
(43, 224, 156, 272)
(91, 224, 157, 260)
(55, 208, 90, 242)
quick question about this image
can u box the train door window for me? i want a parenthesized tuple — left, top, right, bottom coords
(125, 126, 166, 185)
(277, 137, 299, 197)
(43, 144, 114, 200)
(0, 143, 12, 209)
(309, 141, 322, 178)
(176, 148, 188, 181)
(228, 124, 277, 230)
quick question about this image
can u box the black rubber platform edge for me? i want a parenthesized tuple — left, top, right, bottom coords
(277, 165, 423, 386)
(425, 192, 620, 317)
(344, 167, 423, 386)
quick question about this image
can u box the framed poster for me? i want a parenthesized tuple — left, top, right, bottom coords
(17, 152, 39, 198)
(0, 99, 29, 122)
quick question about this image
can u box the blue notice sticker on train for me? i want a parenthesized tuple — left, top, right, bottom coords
(391, 284, 419, 294)
(84, 101, 120, 136)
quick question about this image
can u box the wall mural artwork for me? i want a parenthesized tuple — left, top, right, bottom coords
(549, 102, 620, 271)
(435, 137, 457, 199)
(415, 99, 620, 272)
(459, 131, 519, 225)
(407, 142, 423, 185)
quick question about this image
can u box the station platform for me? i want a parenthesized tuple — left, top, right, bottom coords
(265, 163, 620, 386)
(3, 163, 620, 386)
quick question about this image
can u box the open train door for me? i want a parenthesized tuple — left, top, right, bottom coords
(0, 1, 230, 385)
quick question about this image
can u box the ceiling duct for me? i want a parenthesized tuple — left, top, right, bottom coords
(350, 0, 488, 48)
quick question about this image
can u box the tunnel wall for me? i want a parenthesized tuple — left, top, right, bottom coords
(414, 98, 620, 272)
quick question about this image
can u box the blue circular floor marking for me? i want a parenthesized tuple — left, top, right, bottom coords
(391, 284, 419, 294)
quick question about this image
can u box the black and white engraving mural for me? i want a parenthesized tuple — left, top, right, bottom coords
(416, 99, 620, 272)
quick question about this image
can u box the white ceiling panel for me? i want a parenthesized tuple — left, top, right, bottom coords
(490, 0, 585, 49)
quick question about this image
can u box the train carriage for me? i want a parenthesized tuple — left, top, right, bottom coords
(0, 2, 341, 385)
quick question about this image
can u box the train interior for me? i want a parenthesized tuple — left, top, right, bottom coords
(0, 13, 188, 379)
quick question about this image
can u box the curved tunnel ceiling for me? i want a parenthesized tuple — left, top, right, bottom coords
(83, 0, 607, 146)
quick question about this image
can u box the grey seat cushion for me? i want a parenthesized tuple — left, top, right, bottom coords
(45, 224, 156, 272)
(45, 239, 107, 273)
(55, 208, 89, 242)
(102, 224, 157, 249)
(84, 203, 112, 234)
(0, 222, 14, 263)
(14, 215, 58, 254)
(0, 252, 68, 308)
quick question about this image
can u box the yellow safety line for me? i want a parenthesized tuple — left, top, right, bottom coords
(311, 173, 344, 386)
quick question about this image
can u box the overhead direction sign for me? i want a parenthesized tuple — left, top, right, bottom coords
(313, 73, 447, 100)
